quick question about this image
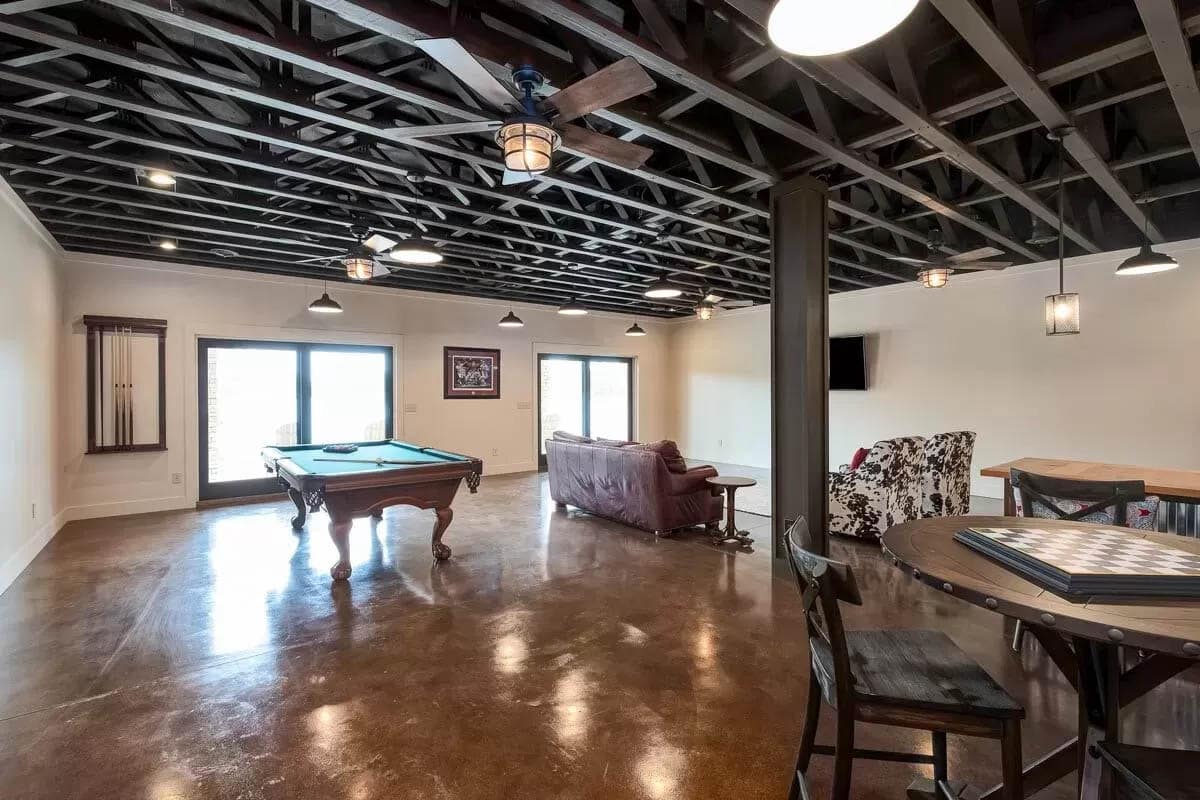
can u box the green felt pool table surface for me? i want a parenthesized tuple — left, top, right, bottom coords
(268, 441, 472, 476)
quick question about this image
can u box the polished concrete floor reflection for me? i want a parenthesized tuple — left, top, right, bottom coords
(1, 472, 1196, 799)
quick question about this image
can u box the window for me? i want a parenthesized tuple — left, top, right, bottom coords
(537, 354, 633, 467)
(198, 339, 393, 500)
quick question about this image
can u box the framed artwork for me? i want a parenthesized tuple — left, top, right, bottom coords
(443, 346, 501, 399)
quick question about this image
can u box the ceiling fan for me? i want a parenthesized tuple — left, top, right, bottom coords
(694, 289, 753, 320)
(887, 233, 1012, 288)
(295, 224, 398, 281)
(404, 39, 658, 184)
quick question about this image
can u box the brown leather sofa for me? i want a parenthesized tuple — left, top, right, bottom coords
(545, 433, 723, 535)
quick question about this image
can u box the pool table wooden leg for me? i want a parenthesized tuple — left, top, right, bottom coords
(328, 518, 353, 580)
(288, 488, 307, 530)
(431, 506, 453, 561)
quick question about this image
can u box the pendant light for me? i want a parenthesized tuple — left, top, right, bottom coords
(157, 238, 178, 251)
(1115, 210, 1178, 276)
(308, 281, 343, 314)
(389, 236, 443, 265)
(767, 0, 920, 57)
(1045, 128, 1080, 336)
(498, 309, 524, 327)
(625, 320, 647, 337)
(644, 277, 683, 299)
(145, 169, 176, 187)
(557, 299, 588, 316)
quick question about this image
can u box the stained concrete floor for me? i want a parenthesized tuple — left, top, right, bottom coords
(0, 471, 1195, 799)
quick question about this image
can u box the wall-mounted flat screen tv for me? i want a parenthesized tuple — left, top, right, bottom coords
(830, 336, 867, 391)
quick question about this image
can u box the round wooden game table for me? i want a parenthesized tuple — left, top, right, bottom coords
(881, 516, 1200, 800)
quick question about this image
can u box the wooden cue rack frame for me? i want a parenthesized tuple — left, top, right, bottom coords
(84, 315, 167, 454)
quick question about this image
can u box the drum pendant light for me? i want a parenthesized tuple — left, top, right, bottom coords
(767, 0, 920, 57)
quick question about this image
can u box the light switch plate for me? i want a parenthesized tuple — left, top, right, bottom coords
(516, 401, 531, 410)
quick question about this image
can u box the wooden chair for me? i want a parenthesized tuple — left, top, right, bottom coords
(1098, 742, 1198, 800)
(784, 519, 1025, 800)
(1009, 469, 1159, 650)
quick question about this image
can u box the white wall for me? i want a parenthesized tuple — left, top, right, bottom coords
(0, 182, 64, 594)
(59, 255, 670, 518)
(669, 240, 1200, 497)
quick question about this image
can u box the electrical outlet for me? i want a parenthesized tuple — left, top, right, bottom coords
(516, 401, 531, 410)
(31, 503, 36, 520)
(404, 403, 418, 413)
(718, 439, 724, 448)
(491, 448, 499, 457)
(171, 472, 182, 485)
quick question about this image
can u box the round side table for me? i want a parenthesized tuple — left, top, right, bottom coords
(705, 476, 757, 547)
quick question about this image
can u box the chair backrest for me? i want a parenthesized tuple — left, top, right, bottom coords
(1011, 468, 1147, 526)
(784, 518, 862, 708)
(922, 431, 977, 517)
(868, 436, 926, 525)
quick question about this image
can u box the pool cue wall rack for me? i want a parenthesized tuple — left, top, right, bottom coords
(84, 315, 167, 454)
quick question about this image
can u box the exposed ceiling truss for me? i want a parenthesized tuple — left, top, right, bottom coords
(0, 0, 1197, 315)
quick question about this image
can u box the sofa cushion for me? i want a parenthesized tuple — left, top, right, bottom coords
(595, 438, 635, 447)
(849, 447, 870, 471)
(632, 439, 688, 474)
(552, 430, 594, 444)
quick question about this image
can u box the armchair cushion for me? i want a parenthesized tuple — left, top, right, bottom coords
(1014, 491, 1161, 531)
(829, 436, 926, 539)
(667, 465, 718, 495)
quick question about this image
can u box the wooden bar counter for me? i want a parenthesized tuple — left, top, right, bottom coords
(980, 457, 1200, 515)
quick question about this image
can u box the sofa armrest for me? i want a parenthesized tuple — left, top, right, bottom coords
(666, 465, 718, 496)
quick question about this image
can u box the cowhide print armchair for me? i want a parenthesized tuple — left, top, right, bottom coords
(921, 431, 977, 517)
(828, 436, 926, 539)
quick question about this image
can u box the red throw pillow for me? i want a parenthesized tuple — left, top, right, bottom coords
(633, 440, 688, 473)
(849, 447, 870, 471)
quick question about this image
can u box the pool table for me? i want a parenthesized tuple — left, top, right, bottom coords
(261, 440, 482, 580)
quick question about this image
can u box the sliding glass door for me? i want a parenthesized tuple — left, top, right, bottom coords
(198, 339, 392, 500)
(538, 354, 633, 467)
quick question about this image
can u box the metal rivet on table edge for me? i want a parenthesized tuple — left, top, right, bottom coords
(1040, 613, 1056, 626)
(984, 597, 998, 610)
(942, 582, 953, 593)
(1183, 642, 1200, 657)
(1107, 628, 1124, 642)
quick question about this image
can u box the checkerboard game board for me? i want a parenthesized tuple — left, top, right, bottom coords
(954, 527, 1200, 597)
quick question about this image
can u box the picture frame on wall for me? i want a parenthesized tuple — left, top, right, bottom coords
(443, 346, 501, 399)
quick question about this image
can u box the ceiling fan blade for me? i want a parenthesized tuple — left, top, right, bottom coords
(954, 261, 1012, 270)
(719, 299, 754, 308)
(544, 56, 657, 123)
(370, 259, 391, 278)
(363, 233, 397, 253)
(703, 293, 724, 303)
(295, 255, 334, 264)
(948, 246, 1005, 263)
(414, 38, 516, 112)
(558, 123, 654, 169)
(887, 256, 933, 265)
(502, 168, 537, 186)
(391, 120, 501, 140)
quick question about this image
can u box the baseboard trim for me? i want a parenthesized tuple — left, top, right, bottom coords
(0, 507, 69, 597)
(63, 495, 193, 522)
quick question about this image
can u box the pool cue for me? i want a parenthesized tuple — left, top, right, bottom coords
(313, 457, 430, 466)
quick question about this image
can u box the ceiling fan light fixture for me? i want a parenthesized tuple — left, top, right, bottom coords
(343, 243, 375, 281)
(498, 310, 525, 328)
(496, 119, 559, 175)
(695, 301, 715, 320)
(644, 278, 683, 299)
(767, 0, 920, 57)
(917, 268, 951, 289)
(625, 321, 647, 337)
(308, 291, 343, 314)
(389, 238, 443, 265)
(1115, 243, 1178, 276)
(557, 299, 588, 316)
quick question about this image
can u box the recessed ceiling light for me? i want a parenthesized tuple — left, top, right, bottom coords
(146, 170, 176, 187)
(557, 299, 588, 316)
(767, 0, 920, 57)
(644, 277, 683, 299)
